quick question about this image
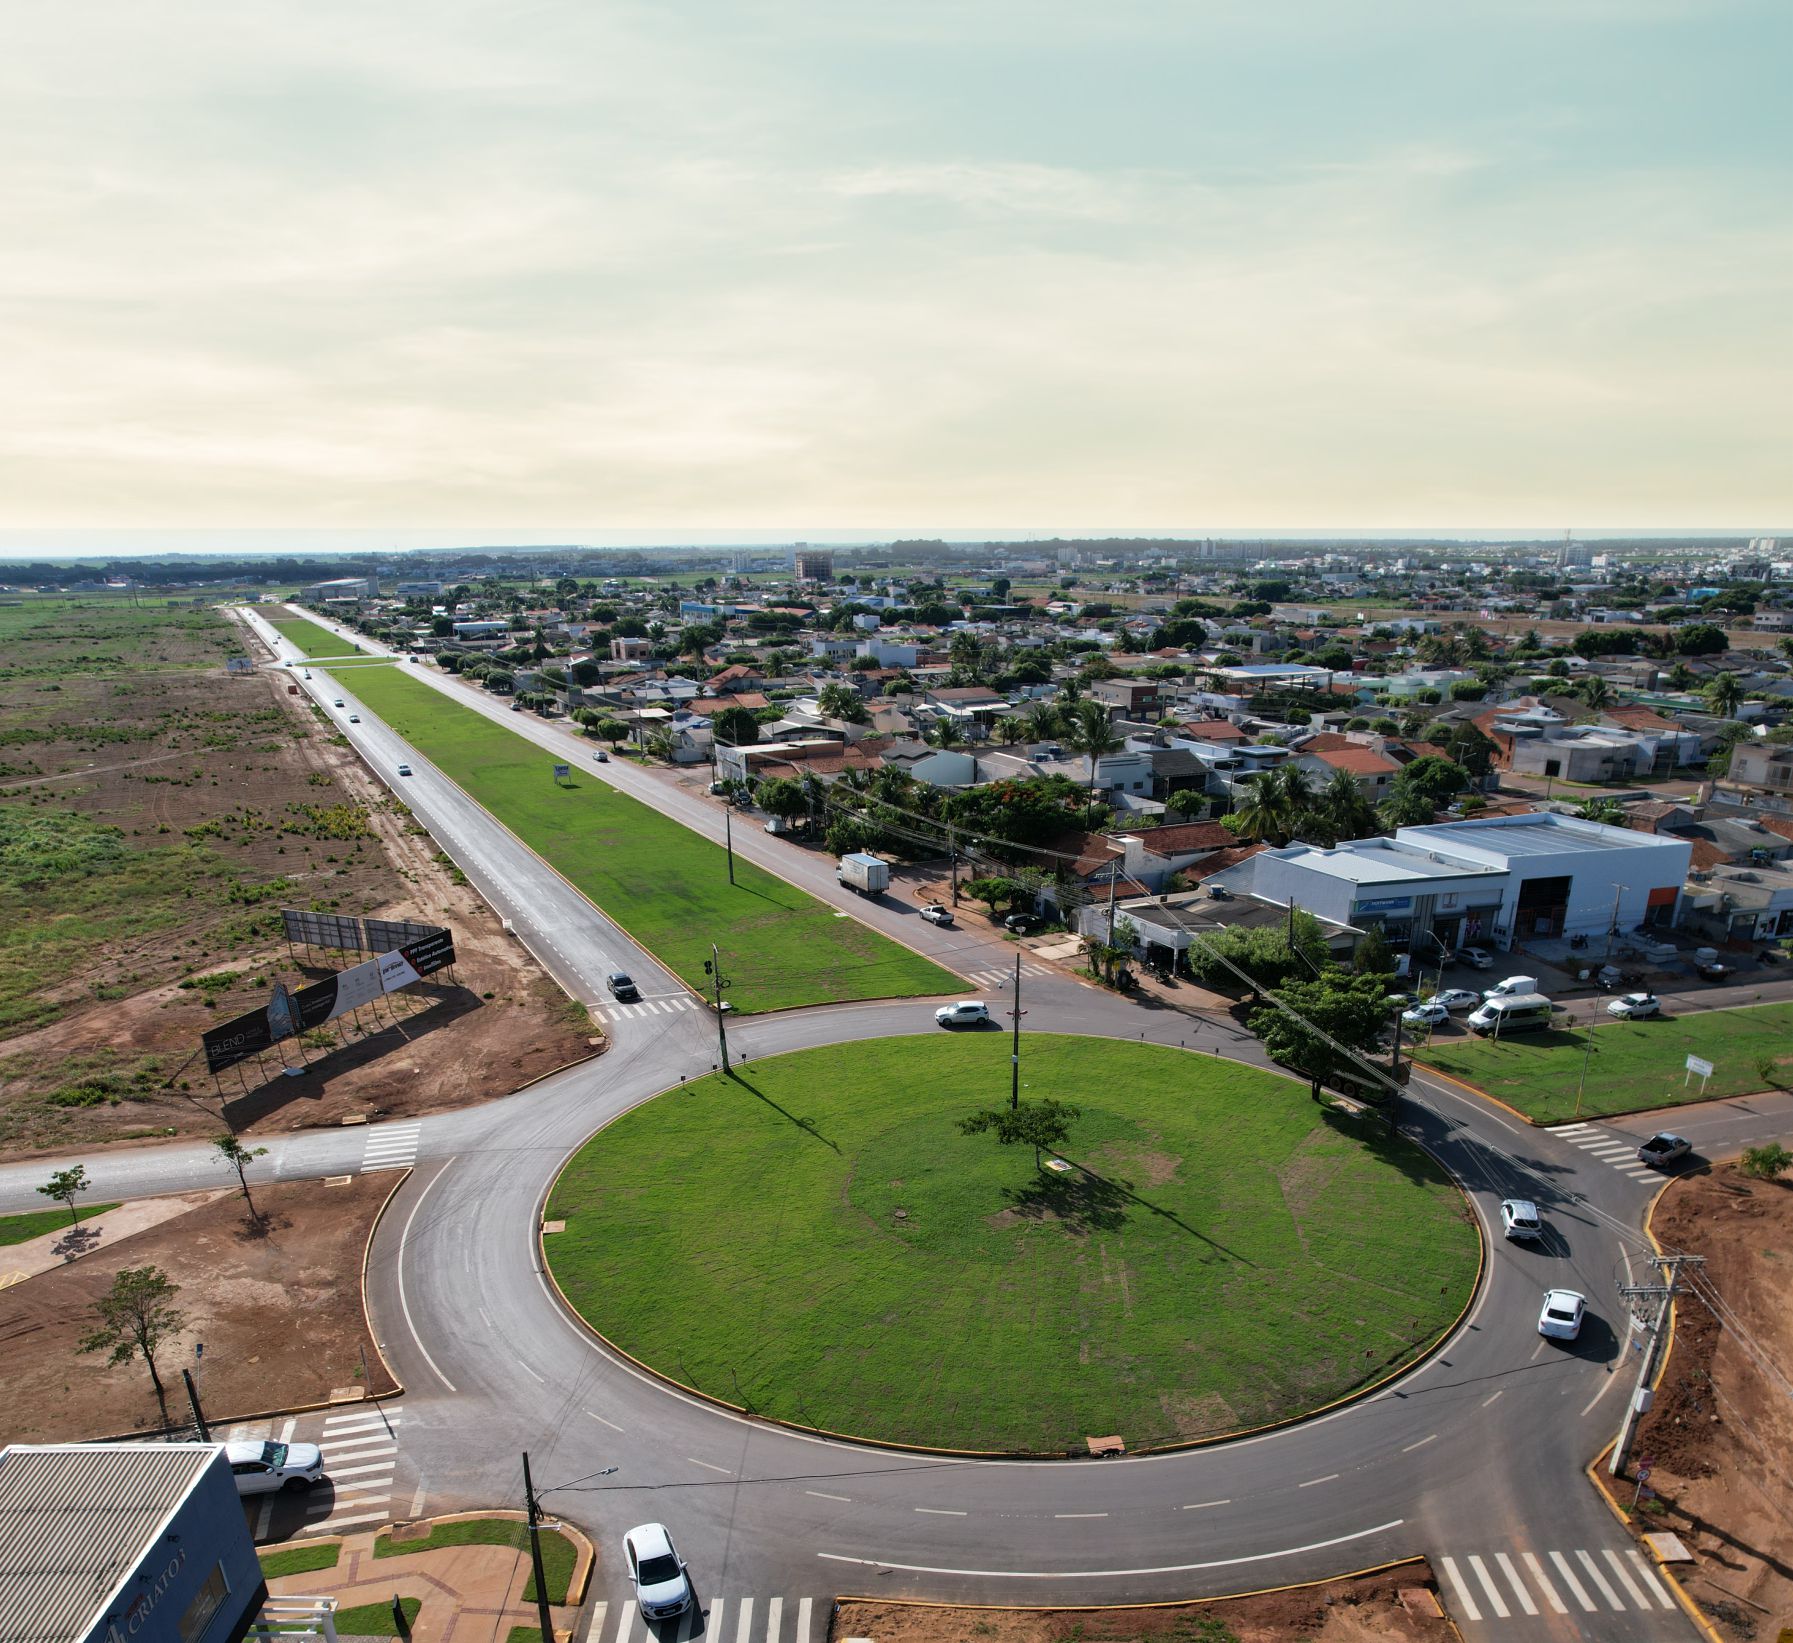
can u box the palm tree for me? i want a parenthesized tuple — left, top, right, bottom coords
(1319, 765, 1379, 844)
(1023, 702, 1061, 744)
(930, 715, 965, 749)
(1230, 770, 1292, 844)
(995, 714, 1026, 746)
(1578, 675, 1611, 713)
(1273, 762, 1316, 816)
(1705, 672, 1745, 718)
(1067, 700, 1118, 826)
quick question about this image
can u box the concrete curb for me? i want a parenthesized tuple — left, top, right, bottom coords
(1585, 1443, 1724, 1643)
(357, 1167, 413, 1404)
(375, 1510, 597, 1608)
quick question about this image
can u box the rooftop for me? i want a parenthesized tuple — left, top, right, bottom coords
(1269, 837, 1501, 885)
(1400, 813, 1690, 860)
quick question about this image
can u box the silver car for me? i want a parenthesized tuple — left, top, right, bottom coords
(624, 1522, 693, 1619)
(935, 1000, 990, 1027)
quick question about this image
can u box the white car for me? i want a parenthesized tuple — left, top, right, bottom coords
(919, 904, 955, 927)
(1500, 1199, 1543, 1241)
(1401, 1001, 1449, 1028)
(397, 764, 413, 777)
(1538, 1289, 1586, 1342)
(333, 698, 345, 707)
(1430, 988, 1480, 1011)
(1607, 992, 1661, 1019)
(226, 1439, 325, 1495)
(1457, 947, 1494, 970)
(935, 1000, 991, 1027)
(623, 1522, 693, 1620)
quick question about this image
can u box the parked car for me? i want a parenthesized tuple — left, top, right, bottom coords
(607, 972, 640, 1002)
(1537, 1288, 1586, 1342)
(1636, 1133, 1691, 1168)
(935, 1000, 991, 1027)
(919, 904, 955, 927)
(623, 1522, 693, 1620)
(1607, 992, 1661, 1019)
(397, 764, 412, 777)
(1500, 1199, 1543, 1241)
(708, 781, 729, 795)
(1205, 884, 1232, 900)
(1428, 989, 1480, 1011)
(1482, 975, 1539, 1001)
(1457, 947, 1494, 969)
(1004, 914, 1041, 934)
(227, 1439, 325, 1495)
(1401, 1001, 1449, 1028)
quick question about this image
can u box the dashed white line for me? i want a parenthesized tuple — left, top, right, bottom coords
(517, 1360, 546, 1383)
(687, 1457, 732, 1475)
(1054, 1513, 1107, 1519)
(1298, 1473, 1340, 1487)
(586, 1410, 625, 1432)
(1401, 1434, 1437, 1452)
(1181, 1499, 1230, 1511)
(1481, 1389, 1504, 1408)
(914, 1507, 968, 1516)
(806, 1491, 851, 1503)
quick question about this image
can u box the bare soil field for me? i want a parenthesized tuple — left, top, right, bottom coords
(834, 1564, 1457, 1643)
(0, 598, 591, 1159)
(0, 1173, 400, 1443)
(1627, 1163, 1793, 1641)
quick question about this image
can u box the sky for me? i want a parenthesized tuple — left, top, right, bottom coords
(2, 0, 1789, 539)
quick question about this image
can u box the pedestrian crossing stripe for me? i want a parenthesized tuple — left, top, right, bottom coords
(598, 1595, 813, 1643)
(595, 997, 700, 1022)
(1553, 1125, 1672, 1181)
(1440, 1548, 1674, 1622)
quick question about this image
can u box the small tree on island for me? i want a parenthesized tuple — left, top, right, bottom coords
(213, 1135, 270, 1219)
(958, 1099, 1082, 1176)
(79, 1265, 187, 1405)
(37, 1164, 91, 1228)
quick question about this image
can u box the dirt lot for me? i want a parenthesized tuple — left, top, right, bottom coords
(0, 598, 592, 1158)
(0, 1174, 401, 1443)
(834, 1564, 1456, 1643)
(1626, 1163, 1793, 1641)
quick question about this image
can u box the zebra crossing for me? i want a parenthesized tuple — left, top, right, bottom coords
(960, 964, 1051, 990)
(594, 995, 701, 1025)
(301, 1401, 406, 1535)
(1552, 1123, 1669, 1183)
(361, 1121, 421, 1173)
(585, 1595, 813, 1643)
(1439, 1544, 1678, 1626)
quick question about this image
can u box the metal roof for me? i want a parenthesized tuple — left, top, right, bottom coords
(0, 1444, 220, 1643)
(1402, 815, 1680, 859)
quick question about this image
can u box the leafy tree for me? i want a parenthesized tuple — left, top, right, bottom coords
(930, 715, 965, 749)
(756, 776, 808, 826)
(1251, 970, 1394, 1102)
(963, 876, 1023, 916)
(213, 1135, 270, 1218)
(1184, 912, 1329, 996)
(1704, 672, 1745, 718)
(37, 1164, 90, 1228)
(595, 715, 630, 748)
(1575, 798, 1625, 824)
(1674, 622, 1729, 656)
(1352, 924, 1396, 977)
(710, 706, 760, 747)
(817, 682, 870, 724)
(79, 1266, 188, 1402)
(1577, 675, 1611, 712)
(958, 1099, 1081, 1172)
(1391, 754, 1468, 807)
(1740, 1142, 1791, 1180)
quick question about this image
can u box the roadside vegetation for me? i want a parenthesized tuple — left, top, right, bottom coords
(372, 1518, 575, 1603)
(545, 1035, 1477, 1452)
(267, 615, 375, 660)
(328, 664, 958, 1011)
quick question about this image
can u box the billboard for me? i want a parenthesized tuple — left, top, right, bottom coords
(363, 917, 441, 955)
(226, 657, 256, 676)
(282, 909, 365, 953)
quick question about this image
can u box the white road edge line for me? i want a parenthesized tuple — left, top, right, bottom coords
(1580, 1368, 1625, 1418)
(818, 1518, 1405, 1577)
(396, 1161, 457, 1393)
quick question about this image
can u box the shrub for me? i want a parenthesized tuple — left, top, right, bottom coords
(1739, 1142, 1791, 1180)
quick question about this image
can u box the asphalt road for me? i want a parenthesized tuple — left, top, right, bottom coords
(10, 605, 1788, 1643)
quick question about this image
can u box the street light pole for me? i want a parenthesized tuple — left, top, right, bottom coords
(709, 944, 730, 1070)
(1010, 951, 1022, 1110)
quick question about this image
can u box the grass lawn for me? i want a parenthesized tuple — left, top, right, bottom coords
(1413, 1000, 1793, 1123)
(0, 1202, 121, 1246)
(373, 1518, 574, 1603)
(332, 666, 957, 1012)
(335, 1598, 420, 1637)
(545, 1035, 1478, 1453)
(269, 616, 378, 660)
(258, 1542, 342, 1579)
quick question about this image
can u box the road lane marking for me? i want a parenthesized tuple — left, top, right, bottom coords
(733, 1598, 752, 1643)
(1480, 1389, 1504, 1408)
(1298, 1474, 1339, 1487)
(1401, 1435, 1436, 1452)
(254, 1496, 273, 1540)
(1495, 1552, 1537, 1615)
(1576, 1548, 1625, 1609)
(1181, 1500, 1230, 1510)
(806, 1491, 851, 1503)
(795, 1597, 811, 1643)
(1550, 1550, 1596, 1611)
(330, 1460, 403, 1478)
(1055, 1513, 1107, 1519)
(1580, 1371, 1623, 1418)
(1468, 1555, 1509, 1618)
(686, 1457, 731, 1474)
(1522, 1552, 1567, 1614)
(586, 1410, 625, 1432)
(396, 1159, 458, 1392)
(914, 1507, 967, 1516)
(613, 1603, 634, 1643)
(765, 1596, 782, 1643)
(818, 1518, 1404, 1577)
(300, 1509, 390, 1532)
(1438, 1559, 1479, 1622)
(1627, 1549, 1676, 1608)
(517, 1360, 546, 1383)
(1602, 1548, 1649, 1607)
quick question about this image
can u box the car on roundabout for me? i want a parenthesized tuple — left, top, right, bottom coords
(935, 1000, 990, 1027)
(1607, 992, 1661, 1019)
(1637, 1132, 1691, 1168)
(919, 904, 955, 927)
(1401, 1001, 1449, 1028)
(1429, 988, 1481, 1011)
(227, 1439, 325, 1495)
(623, 1522, 693, 1620)
(1537, 1288, 1586, 1341)
(1500, 1199, 1543, 1241)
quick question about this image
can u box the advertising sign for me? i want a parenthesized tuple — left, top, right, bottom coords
(1684, 1055, 1714, 1078)
(282, 908, 365, 953)
(364, 917, 441, 954)
(1353, 895, 1413, 915)
(552, 763, 571, 781)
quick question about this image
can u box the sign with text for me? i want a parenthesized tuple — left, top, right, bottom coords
(1685, 1055, 1714, 1078)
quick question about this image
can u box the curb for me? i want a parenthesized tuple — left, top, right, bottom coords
(1585, 1443, 1724, 1643)
(1405, 1058, 1540, 1126)
(375, 1510, 597, 1608)
(533, 1039, 1487, 1461)
(358, 1167, 412, 1403)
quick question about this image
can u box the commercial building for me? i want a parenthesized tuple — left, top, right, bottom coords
(0, 1443, 265, 1643)
(792, 549, 834, 583)
(298, 576, 378, 603)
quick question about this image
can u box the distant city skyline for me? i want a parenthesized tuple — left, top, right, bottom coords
(4, 1, 1788, 530)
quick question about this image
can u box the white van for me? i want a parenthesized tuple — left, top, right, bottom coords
(1467, 993, 1555, 1035)
(1481, 975, 1539, 1002)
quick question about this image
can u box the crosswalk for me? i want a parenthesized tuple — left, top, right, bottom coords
(1552, 1123, 1669, 1184)
(585, 1595, 812, 1643)
(595, 995, 700, 1025)
(960, 964, 1051, 990)
(301, 1401, 406, 1535)
(361, 1121, 421, 1172)
(1439, 1544, 1678, 1626)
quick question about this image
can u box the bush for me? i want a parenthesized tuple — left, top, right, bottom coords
(1739, 1142, 1791, 1180)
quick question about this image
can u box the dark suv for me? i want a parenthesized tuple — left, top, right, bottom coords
(606, 972, 640, 1002)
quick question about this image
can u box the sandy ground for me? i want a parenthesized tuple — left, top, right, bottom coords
(0, 1174, 400, 1443)
(833, 1564, 1457, 1643)
(1627, 1163, 1793, 1641)
(1, 614, 593, 1159)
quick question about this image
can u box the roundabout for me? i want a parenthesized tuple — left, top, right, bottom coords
(542, 1036, 1480, 1453)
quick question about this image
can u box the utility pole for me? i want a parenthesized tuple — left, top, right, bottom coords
(1610, 1253, 1705, 1476)
(1575, 988, 1601, 1118)
(948, 825, 959, 905)
(182, 1368, 210, 1442)
(708, 945, 731, 1070)
(1105, 864, 1120, 946)
(1604, 886, 1622, 961)
(521, 1452, 556, 1643)
(1010, 951, 1023, 1110)
(724, 806, 736, 885)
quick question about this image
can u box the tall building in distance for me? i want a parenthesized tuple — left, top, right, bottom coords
(793, 547, 834, 582)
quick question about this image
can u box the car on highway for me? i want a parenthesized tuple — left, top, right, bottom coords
(1429, 988, 1481, 1011)
(1537, 1288, 1586, 1342)
(623, 1522, 692, 1620)
(1607, 992, 1661, 1019)
(348, 714, 360, 723)
(919, 904, 955, 927)
(1457, 947, 1494, 969)
(593, 748, 609, 762)
(226, 1439, 325, 1495)
(1637, 1132, 1691, 1168)
(333, 698, 345, 707)
(607, 972, 641, 1002)
(1401, 1001, 1449, 1028)
(1500, 1199, 1543, 1241)
(935, 1000, 991, 1027)
(397, 764, 412, 777)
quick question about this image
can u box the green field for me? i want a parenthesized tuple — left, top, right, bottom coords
(0, 1201, 121, 1246)
(544, 1036, 1479, 1452)
(327, 666, 956, 1012)
(269, 615, 375, 660)
(1414, 1000, 1793, 1122)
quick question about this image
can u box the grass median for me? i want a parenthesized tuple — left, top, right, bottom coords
(333, 665, 957, 1013)
(1413, 999, 1793, 1122)
(269, 616, 379, 660)
(544, 1035, 1479, 1452)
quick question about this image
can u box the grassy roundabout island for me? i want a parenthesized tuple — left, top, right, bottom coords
(545, 1036, 1480, 1453)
